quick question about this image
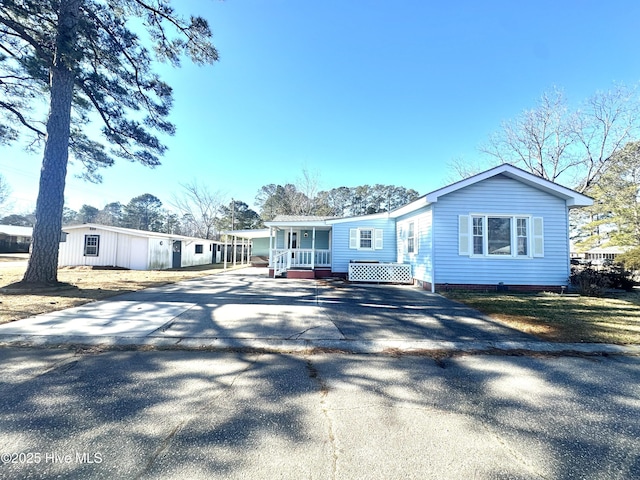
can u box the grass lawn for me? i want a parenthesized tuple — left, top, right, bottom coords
(442, 291, 640, 344)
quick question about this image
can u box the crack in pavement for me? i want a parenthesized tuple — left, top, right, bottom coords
(135, 354, 263, 479)
(305, 357, 338, 480)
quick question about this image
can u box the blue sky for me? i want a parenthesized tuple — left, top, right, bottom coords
(2, 0, 640, 214)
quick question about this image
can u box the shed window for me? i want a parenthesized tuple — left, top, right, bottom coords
(195, 244, 203, 254)
(407, 222, 416, 254)
(84, 235, 100, 256)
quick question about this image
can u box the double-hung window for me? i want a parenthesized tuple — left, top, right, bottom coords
(359, 229, 373, 249)
(460, 215, 543, 258)
(84, 234, 100, 257)
(407, 222, 416, 254)
(349, 228, 384, 250)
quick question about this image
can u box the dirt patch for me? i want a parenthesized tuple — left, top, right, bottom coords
(0, 263, 239, 324)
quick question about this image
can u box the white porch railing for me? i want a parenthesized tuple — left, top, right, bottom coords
(272, 250, 289, 277)
(271, 249, 331, 275)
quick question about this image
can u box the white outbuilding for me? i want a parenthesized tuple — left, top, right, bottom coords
(58, 224, 218, 270)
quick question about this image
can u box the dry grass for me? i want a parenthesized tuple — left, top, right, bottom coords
(0, 263, 240, 324)
(443, 291, 640, 344)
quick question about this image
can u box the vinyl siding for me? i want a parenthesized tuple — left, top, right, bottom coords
(397, 206, 433, 283)
(331, 218, 396, 273)
(433, 174, 570, 286)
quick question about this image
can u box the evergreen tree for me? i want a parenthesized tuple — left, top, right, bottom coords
(0, 0, 217, 285)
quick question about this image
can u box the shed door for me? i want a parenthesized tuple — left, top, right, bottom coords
(215, 244, 221, 263)
(172, 240, 182, 268)
(130, 237, 147, 270)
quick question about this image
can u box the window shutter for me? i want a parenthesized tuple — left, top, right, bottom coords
(374, 229, 383, 249)
(349, 228, 358, 249)
(458, 215, 470, 256)
(533, 217, 544, 257)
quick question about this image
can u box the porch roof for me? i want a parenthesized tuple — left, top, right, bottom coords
(264, 215, 336, 228)
(221, 228, 270, 239)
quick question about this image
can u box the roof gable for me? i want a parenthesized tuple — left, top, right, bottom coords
(426, 164, 593, 206)
(392, 164, 593, 217)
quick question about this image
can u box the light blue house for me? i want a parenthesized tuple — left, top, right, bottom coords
(257, 164, 593, 292)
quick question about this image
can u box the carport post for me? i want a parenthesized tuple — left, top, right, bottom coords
(223, 237, 227, 270)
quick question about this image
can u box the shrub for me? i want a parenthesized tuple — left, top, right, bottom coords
(570, 265, 636, 295)
(569, 267, 611, 296)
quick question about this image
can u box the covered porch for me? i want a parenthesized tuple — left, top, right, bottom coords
(264, 217, 333, 278)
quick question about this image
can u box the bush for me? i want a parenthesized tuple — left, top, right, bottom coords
(570, 267, 611, 296)
(605, 265, 636, 292)
(569, 265, 636, 295)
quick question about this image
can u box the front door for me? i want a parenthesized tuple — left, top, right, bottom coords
(172, 240, 182, 268)
(288, 231, 298, 249)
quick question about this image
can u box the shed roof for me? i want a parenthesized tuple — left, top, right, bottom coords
(61, 223, 215, 242)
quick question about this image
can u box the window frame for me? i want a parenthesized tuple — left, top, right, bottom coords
(195, 244, 204, 254)
(359, 228, 373, 249)
(349, 228, 383, 251)
(406, 222, 416, 254)
(468, 214, 532, 259)
(84, 234, 100, 257)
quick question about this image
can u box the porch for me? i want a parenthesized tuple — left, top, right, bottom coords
(264, 217, 334, 278)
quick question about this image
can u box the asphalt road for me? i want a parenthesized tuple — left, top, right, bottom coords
(0, 347, 638, 479)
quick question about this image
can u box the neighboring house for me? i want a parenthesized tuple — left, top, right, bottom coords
(252, 164, 593, 292)
(58, 224, 220, 270)
(0, 225, 32, 253)
(584, 245, 631, 265)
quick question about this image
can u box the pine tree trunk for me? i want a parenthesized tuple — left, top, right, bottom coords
(22, 0, 81, 286)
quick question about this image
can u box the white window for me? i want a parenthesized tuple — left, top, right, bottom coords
(459, 215, 543, 258)
(84, 234, 100, 256)
(349, 228, 384, 250)
(360, 229, 373, 249)
(407, 222, 416, 254)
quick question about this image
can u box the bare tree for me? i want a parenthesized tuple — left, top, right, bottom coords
(572, 85, 640, 192)
(294, 168, 321, 216)
(0, 174, 10, 214)
(480, 84, 640, 192)
(171, 181, 225, 239)
(481, 88, 579, 183)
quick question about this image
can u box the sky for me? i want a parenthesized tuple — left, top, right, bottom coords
(2, 0, 640, 215)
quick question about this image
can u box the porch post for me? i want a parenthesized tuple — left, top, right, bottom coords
(241, 237, 245, 266)
(311, 227, 316, 270)
(287, 227, 292, 269)
(269, 228, 273, 270)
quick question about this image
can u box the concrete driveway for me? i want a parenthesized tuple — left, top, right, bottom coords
(0, 267, 635, 355)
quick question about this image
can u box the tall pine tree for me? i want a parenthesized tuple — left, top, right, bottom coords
(0, 0, 217, 285)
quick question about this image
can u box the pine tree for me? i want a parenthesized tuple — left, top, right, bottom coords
(0, 0, 217, 285)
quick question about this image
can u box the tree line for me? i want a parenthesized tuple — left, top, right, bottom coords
(0, 179, 420, 239)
